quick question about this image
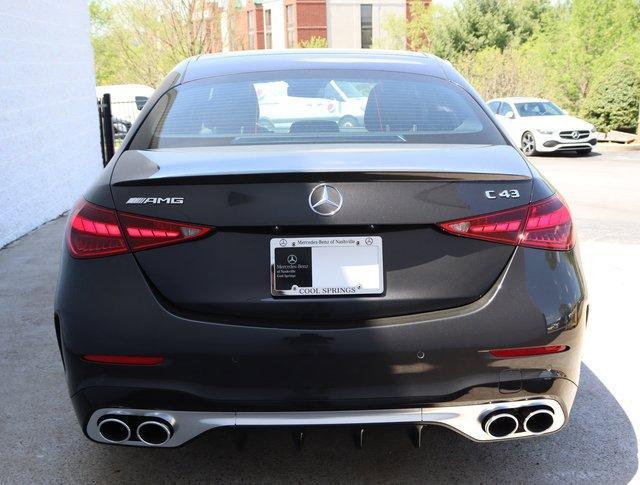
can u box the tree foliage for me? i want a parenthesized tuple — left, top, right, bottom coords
(526, 0, 640, 115)
(454, 46, 547, 100)
(582, 58, 640, 131)
(90, 0, 222, 86)
(432, 0, 551, 58)
(382, 0, 640, 131)
(298, 37, 329, 48)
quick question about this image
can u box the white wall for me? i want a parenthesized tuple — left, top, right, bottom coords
(262, 0, 286, 49)
(0, 1, 101, 247)
(327, 0, 405, 48)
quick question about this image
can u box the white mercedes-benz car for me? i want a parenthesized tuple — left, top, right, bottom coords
(487, 97, 597, 156)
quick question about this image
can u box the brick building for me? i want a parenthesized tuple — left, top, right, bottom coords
(222, 0, 430, 50)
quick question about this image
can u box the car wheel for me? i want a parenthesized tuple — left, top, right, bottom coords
(521, 132, 537, 156)
(576, 148, 592, 156)
(338, 116, 358, 129)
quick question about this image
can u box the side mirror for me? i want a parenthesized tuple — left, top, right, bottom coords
(505, 111, 515, 119)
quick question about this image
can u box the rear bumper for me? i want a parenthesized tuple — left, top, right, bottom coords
(84, 393, 572, 447)
(56, 244, 587, 444)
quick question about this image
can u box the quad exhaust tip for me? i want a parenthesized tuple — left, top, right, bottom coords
(482, 412, 519, 438)
(523, 408, 555, 434)
(137, 420, 173, 446)
(483, 406, 556, 438)
(98, 418, 131, 443)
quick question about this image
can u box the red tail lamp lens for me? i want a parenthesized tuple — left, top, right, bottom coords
(118, 212, 212, 252)
(83, 355, 165, 365)
(67, 201, 128, 258)
(67, 199, 213, 258)
(439, 205, 528, 246)
(522, 195, 574, 250)
(438, 194, 574, 250)
(489, 345, 568, 358)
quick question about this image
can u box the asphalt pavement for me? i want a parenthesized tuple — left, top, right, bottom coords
(0, 148, 638, 484)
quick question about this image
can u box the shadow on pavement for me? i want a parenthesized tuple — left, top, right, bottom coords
(84, 364, 636, 483)
(530, 150, 602, 159)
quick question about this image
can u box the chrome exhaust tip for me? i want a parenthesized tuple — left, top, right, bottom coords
(98, 418, 131, 443)
(136, 420, 172, 446)
(482, 412, 519, 438)
(523, 408, 555, 434)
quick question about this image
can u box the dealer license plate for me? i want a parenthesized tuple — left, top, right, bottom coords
(270, 236, 384, 297)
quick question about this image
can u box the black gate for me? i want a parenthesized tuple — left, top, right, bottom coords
(97, 93, 114, 167)
(97, 93, 145, 166)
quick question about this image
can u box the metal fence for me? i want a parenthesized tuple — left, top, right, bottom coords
(97, 94, 148, 166)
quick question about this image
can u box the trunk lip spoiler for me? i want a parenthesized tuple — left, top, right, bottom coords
(113, 171, 531, 186)
(111, 144, 532, 185)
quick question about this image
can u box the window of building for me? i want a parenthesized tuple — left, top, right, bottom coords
(286, 4, 296, 48)
(264, 9, 272, 49)
(360, 4, 373, 49)
(247, 10, 256, 50)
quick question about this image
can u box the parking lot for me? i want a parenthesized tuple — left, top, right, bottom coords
(0, 149, 638, 484)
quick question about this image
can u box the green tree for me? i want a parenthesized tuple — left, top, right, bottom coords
(298, 36, 328, 48)
(582, 57, 640, 131)
(90, 0, 224, 86)
(527, 0, 640, 113)
(454, 46, 548, 99)
(432, 0, 551, 58)
(90, 0, 127, 85)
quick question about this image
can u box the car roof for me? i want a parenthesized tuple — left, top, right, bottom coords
(489, 97, 550, 103)
(181, 49, 450, 83)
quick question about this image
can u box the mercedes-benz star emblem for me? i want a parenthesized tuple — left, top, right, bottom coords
(571, 130, 580, 140)
(287, 254, 298, 265)
(308, 184, 343, 216)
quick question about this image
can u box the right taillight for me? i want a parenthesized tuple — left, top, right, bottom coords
(438, 194, 574, 251)
(67, 199, 212, 259)
(521, 194, 574, 250)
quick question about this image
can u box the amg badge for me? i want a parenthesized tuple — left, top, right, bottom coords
(126, 197, 184, 205)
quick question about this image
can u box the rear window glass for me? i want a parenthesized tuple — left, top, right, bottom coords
(131, 70, 505, 148)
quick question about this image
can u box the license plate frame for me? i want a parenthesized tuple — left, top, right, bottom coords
(270, 236, 384, 297)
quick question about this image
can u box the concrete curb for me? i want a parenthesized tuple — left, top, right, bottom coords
(595, 143, 640, 152)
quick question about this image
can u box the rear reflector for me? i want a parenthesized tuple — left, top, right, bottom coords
(83, 355, 165, 365)
(489, 345, 568, 358)
(67, 199, 212, 258)
(438, 194, 574, 250)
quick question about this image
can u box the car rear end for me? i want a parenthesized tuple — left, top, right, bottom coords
(55, 52, 587, 448)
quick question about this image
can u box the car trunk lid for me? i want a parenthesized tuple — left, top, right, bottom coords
(109, 144, 532, 323)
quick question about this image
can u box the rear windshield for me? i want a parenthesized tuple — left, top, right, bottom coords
(131, 70, 505, 148)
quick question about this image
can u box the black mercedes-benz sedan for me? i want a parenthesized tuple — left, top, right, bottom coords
(55, 50, 586, 448)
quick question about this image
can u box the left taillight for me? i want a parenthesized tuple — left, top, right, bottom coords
(67, 199, 212, 259)
(67, 201, 128, 258)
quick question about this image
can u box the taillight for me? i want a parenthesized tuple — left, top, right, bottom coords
(67, 201, 128, 258)
(67, 199, 212, 258)
(118, 212, 212, 252)
(438, 194, 574, 250)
